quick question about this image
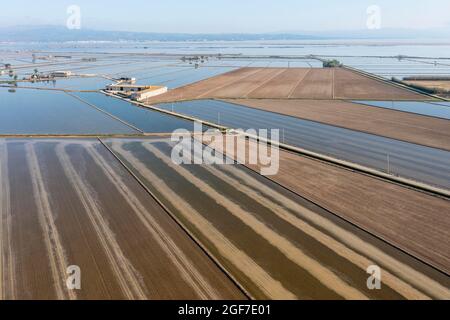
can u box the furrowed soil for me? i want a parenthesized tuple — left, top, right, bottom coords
(201, 134, 450, 276)
(0, 139, 245, 300)
(144, 67, 427, 104)
(104, 137, 450, 300)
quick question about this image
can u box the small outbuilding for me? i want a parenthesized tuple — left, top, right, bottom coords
(51, 71, 72, 77)
(105, 82, 168, 101)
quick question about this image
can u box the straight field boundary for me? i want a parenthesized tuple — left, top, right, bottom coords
(97, 138, 253, 300)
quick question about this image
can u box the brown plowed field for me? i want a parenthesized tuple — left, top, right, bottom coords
(161, 67, 263, 102)
(104, 137, 450, 300)
(208, 68, 285, 98)
(247, 68, 311, 98)
(144, 67, 427, 104)
(0, 139, 245, 300)
(289, 68, 334, 99)
(202, 134, 450, 276)
(334, 68, 424, 100)
(226, 99, 450, 151)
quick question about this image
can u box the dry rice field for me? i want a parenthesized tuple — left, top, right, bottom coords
(102, 137, 450, 300)
(0, 139, 245, 300)
(144, 67, 427, 104)
(202, 135, 450, 276)
(1, 137, 449, 300)
(226, 99, 450, 151)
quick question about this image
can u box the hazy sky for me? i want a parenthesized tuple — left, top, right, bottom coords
(1, 0, 450, 33)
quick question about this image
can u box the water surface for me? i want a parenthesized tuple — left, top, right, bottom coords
(74, 92, 198, 133)
(352, 100, 450, 120)
(158, 99, 450, 189)
(0, 88, 138, 134)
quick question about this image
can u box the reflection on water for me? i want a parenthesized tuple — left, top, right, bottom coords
(0, 88, 137, 134)
(157, 99, 450, 189)
(353, 100, 450, 120)
(74, 92, 199, 133)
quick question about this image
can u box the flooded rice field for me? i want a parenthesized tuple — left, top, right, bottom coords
(6, 40, 450, 57)
(1, 44, 449, 300)
(323, 56, 450, 79)
(0, 138, 245, 299)
(157, 99, 450, 189)
(3, 55, 236, 90)
(4, 41, 450, 82)
(353, 101, 450, 120)
(103, 137, 450, 299)
(73, 92, 199, 133)
(16, 77, 112, 91)
(228, 98, 450, 151)
(0, 88, 138, 135)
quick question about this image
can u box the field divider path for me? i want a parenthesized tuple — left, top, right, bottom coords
(85, 144, 222, 299)
(332, 68, 336, 99)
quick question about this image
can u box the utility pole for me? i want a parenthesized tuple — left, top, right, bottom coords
(387, 154, 390, 174)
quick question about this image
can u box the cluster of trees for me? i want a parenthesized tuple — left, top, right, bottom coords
(1, 66, 17, 81)
(323, 59, 342, 68)
(181, 55, 209, 63)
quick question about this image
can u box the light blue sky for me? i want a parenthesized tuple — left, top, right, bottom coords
(1, 0, 450, 33)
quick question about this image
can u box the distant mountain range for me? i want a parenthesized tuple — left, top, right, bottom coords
(0, 25, 449, 42)
(0, 26, 323, 42)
